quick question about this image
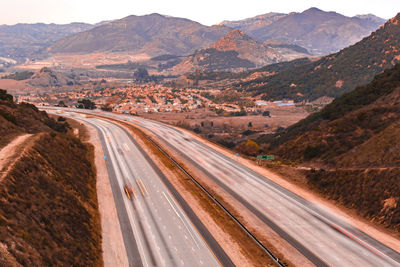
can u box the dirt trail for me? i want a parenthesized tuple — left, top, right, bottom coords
(0, 134, 32, 181)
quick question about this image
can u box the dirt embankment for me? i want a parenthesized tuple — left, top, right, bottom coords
(0, 132, 102, 267)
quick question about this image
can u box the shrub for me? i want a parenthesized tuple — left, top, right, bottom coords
(0, 89, 13, 102)
(0, 109, 16, 124)
(237, 139, 260, 156)
(262, 110, 270, 117)
(303, 144, 324, 159)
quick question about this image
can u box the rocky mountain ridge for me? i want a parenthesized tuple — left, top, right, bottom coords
(173, 29, 309, 72)
(220, 7, 386, 54)
(238, 12, 400, 101)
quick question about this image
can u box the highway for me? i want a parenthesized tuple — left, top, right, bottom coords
(48, 108, 400, 266)
(54, 112, 229, 267)
(130, 116, 400, 267)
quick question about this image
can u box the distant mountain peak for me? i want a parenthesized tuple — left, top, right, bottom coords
(389, 13, 400, 25)
(303, 7, 325, 13)
(148, 13, 165, 17)
(354, 14, 386, 25)
(211, 29, 255, 51)
(172, 25, 311, 73)
(239, 12, 400, 101)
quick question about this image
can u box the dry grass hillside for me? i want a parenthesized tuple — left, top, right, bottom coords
(0, 132, 102, 266)
(0, 89, 69, 149)
(0, 90, 102, 266)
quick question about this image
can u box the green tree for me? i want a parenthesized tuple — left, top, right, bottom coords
(134, 67, 149, 81)
(77, 99, 96, 110)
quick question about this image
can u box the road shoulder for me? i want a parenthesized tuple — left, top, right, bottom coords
(86, 123, 129, 267)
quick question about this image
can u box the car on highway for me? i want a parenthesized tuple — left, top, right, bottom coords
(124, 184, 135, 199)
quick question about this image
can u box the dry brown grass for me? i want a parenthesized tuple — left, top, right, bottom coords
(307, 168, 400, 232)
(0, 131, 20, 150)
(50, 114, 90, 141)
(0, 132, 102, 267)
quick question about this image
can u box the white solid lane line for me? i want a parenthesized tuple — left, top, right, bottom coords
(162, 191, 201, 249)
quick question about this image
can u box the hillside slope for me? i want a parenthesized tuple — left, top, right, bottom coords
(0, 90, 101, 266)
(0, 132, 101, 266)
(49, 14, 231, 56)
(257, 64, 400, 231)
(0, 89, 69, 148)
(240, 13, 400, 101)
(261, 64, 400, 163)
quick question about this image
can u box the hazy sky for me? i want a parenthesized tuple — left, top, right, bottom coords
(1, 0, 400, 26)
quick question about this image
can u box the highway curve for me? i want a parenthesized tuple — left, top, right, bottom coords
(46, 108, 400, 266)
(56, 112, 233, 267)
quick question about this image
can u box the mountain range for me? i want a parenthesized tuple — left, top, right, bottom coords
(220, 8, 386, 54)
(0, 8, 388, 73)
(48, 14, 232, 56)
(239, 13, 400, 101)
(0, 23, 95, 62)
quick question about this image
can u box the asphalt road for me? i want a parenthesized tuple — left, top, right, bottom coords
(47, 108, 400, 266)
(134, 117, 400, 267)
(53, 112, 228, 267)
